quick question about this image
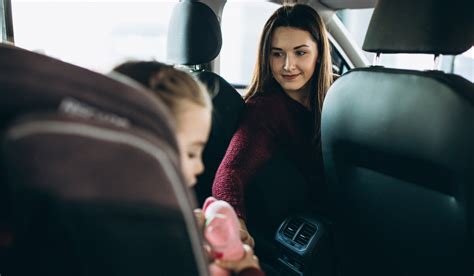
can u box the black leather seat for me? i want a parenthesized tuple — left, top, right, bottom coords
(167, 0, 245, 205)
(322, 0, 474, 275)
(0, 44, 208, 276)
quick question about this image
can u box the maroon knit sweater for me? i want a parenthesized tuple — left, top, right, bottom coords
(212, 88, 324, 220)
(239, 267, 265, 276)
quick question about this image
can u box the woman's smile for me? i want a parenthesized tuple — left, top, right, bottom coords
(282, 73, 300, 81)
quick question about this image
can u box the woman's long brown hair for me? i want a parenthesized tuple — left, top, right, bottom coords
(246, 4, 333, 143)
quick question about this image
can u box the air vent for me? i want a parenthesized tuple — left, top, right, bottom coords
(294, 223, 317, 247)
(283, 218, 303, 240)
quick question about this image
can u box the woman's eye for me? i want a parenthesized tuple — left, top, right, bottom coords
(272, 51, 283, 57)
(295, 50, 306, 56)
(187, 152, 197, 159)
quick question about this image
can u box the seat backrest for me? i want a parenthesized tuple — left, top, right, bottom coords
(321, 0, 474, 275)
(167, 1, 244, 205)
(0, 44, 208, 276)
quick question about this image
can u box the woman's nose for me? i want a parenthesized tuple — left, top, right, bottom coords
(283, 55, 295, 71)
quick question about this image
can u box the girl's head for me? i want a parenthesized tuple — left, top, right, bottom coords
(247, 4, 333, 113)
(113, 61, 212, 187)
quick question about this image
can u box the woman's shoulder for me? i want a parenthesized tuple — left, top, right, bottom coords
(240, 91, 289, 128)
(245, 91, 286, 111)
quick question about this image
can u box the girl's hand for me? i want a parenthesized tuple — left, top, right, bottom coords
(193, 208, 206, 230)
(213, 244, 261, 273)
(238, 219, 255, 248)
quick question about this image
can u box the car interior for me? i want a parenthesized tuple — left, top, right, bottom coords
(0, 0, 473, 275)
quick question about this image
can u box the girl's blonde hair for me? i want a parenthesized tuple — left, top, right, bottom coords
(113, 61, 211, 118)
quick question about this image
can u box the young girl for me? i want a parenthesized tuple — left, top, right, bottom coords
(212, 4, 334, 240)
(112, 61, 264, 276)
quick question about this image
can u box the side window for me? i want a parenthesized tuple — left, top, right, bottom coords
(220, 1, 352, 90)
(220, 1, 280, 88)
(11, 0, 176, 73)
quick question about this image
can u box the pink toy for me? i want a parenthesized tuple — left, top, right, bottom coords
(203, 197, 245, 276)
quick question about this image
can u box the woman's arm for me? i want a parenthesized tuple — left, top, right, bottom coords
(212, 97, 282, 220)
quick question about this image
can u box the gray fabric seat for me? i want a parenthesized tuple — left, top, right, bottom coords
(167, 1, 245, 205)
(321, 0, 474, 275)
(0, 44, 208, 276)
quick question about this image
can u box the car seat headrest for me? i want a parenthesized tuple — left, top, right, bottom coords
(167, 1, 222, 65)
(363, 0, 473, 55)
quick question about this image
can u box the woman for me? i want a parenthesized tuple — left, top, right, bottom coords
(212, 4, 334, 240)
(112, 61, 264, 276)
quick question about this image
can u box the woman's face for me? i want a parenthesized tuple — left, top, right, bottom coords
(175, 101, 212, 187)
(269, 27, 318, 97)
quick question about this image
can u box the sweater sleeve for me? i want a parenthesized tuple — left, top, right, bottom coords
(237, 267, 266, 276)
(212, 96, 282, 220)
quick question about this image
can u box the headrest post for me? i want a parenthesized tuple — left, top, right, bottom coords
(191, 64, 204, 72)
(372, 53, 381, 66)
(433, 54, 441, 71)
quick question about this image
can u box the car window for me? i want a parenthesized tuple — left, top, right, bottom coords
(11, 0, 176, 73)
(220, 1, 352, 90)
(220, 1, 280, 87)
(337, 9, 473, 81)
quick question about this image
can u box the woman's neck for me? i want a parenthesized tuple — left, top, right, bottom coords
(283, 85, 312, 110)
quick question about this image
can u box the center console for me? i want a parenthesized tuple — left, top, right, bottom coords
(274, 216, 335, 276)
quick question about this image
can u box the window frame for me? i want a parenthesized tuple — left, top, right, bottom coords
(328, 34, 351, 75)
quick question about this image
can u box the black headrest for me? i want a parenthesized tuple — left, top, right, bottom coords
(363, 0, 474, 55)
(167, 1, 222, 65)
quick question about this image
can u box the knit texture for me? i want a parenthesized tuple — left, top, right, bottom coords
(212, 89, 324, 219)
